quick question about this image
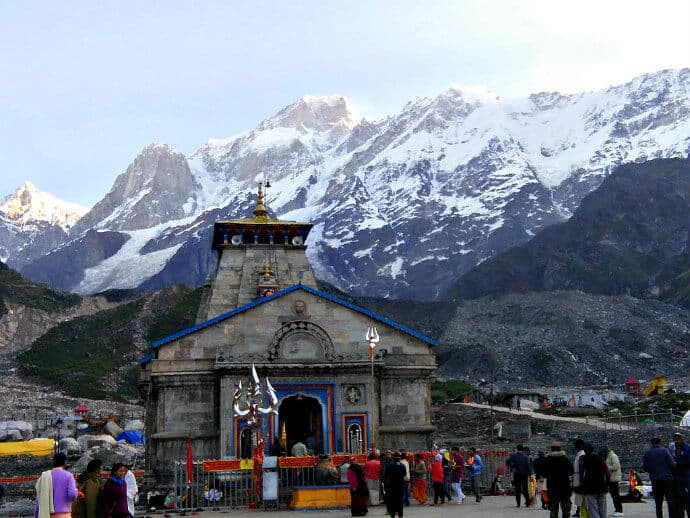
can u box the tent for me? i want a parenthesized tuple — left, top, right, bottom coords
(115, 430, 145, 444)
(680, 410, 690, 428)
(0, 438, 55, 457)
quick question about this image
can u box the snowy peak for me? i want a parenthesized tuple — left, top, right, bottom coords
(0, 181, 86, 230)
(70, 142, 199, 232)
(259, 95, 356, 132)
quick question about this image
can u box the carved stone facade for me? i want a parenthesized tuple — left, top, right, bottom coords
(140, 189, 437, 476)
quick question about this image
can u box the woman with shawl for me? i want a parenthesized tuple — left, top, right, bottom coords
(346, 458, 370, 516)
(412, 453, 428, 505)
(102, 463, 129, 518)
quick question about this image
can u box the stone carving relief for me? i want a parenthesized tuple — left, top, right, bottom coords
(267, 321, 340, 362)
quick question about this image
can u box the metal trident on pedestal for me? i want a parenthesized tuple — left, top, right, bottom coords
(366, 326, 380, 452)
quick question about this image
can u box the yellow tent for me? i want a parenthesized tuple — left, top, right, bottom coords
(0, 438, 55, 457)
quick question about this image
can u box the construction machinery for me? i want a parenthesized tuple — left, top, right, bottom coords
(642, 375, 675, 397)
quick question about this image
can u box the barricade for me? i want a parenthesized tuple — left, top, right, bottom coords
(169, 451, 509, 511)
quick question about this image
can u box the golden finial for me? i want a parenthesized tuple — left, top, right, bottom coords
(262, 259, 272, 280)
(253, 180, 269, 219)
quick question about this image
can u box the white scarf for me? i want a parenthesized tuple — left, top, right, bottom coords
(35, 469, 55, 518)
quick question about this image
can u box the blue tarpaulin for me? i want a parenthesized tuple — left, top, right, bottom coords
(116, 431, 145, 444)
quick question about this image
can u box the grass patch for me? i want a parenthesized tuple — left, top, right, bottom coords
(432, 380, 474, 403)
(17, 286, 203, 401)
(0, 262, 81, 317)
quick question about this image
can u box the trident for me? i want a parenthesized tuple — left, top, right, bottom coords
(365, 326, 380, 452)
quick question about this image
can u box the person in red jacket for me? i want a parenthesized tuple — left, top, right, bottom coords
(431, 454, 446, 505)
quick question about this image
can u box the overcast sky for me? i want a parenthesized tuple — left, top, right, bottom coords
(2, 0, 689, 206)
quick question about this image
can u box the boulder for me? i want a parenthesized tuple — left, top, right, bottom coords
(0, 420, 34, 441)
(59, 437, 81, 454)
(72, 442, 143, 473)
(123, 419, 144, 431)
(77, 434, 116, 450)
(103, 421, 123, 438)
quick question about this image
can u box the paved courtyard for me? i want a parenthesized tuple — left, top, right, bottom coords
(160, 497, 657, 517)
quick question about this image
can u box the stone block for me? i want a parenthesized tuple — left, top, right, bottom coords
(104, 421, 123, 438)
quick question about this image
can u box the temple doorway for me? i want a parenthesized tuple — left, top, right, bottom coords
(279, 395, 324, 454)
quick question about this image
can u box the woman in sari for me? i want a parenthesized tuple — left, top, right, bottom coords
(412, 453, 428, 505)
(346, 458, 370, 516)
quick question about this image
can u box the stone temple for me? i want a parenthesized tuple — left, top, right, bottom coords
(139, 183, 437, 473)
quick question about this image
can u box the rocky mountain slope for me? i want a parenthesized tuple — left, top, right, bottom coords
(5, 69, 690, 299)
(445, 158, 690, 306)
(437, 290, 690, 387)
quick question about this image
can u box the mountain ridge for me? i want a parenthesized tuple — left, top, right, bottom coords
(4, 68, 690, 299)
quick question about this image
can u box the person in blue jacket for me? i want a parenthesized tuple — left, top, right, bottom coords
(466, 447, 483, 503)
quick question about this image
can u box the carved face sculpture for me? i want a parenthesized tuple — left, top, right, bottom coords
(346, 386, 362, 404)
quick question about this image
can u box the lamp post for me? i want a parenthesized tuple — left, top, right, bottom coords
(366, 326, 379, 452)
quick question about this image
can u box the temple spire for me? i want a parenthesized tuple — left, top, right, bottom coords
(253, 181, 269, 219)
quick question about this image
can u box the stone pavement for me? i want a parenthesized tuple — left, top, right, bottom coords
(161, 497, 657, 517)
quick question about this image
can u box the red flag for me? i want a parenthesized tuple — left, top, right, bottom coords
(186, 437, 193, 485)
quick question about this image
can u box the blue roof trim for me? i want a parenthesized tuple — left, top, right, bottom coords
(149, 283, 437, 349)
(138, 354, 154, 365)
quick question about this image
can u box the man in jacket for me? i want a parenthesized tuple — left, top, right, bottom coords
(466, 447, 483, 503)
(643, 437, 677, 518)
(507, 444, 532, 507)
(672, 432, 690, 518)
(578, 444, 610, 518)
(544, 441, 573, 518)
(604, 446, 623, 516)
(572, 439, 586, 517)
(450, 446, 465, 504)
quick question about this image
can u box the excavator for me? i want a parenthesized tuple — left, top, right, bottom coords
(642, 375, 675, 397)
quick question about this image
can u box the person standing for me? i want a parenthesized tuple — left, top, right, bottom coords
(412, 453, 428, 505)
(466, 447, 483, 503)
(384, 452, 406, 518)
(643, 437, 677, 518)
(291, 439, 308, 457)
(35, 453, 81, 518)
(604, 446, 624, 516)
(123, 466, 137, 517)
(507, 444, 531, 507)
(578, 444, 610, 518)
(364, 452, 381, 505)
(102, 463, 129, 518)
(533, 451, 549, 510)
(572, 439, 586, 517)
(450, 447, 465, 504)
(346, 458, 369, 517)
(72, 459, 103, 518)
(543, 441, 574, 518)
(672, 432, 690, 518)
(400, 452, 411, 507)
(380, 451, 393, 506)
(430, 454, 445, 505)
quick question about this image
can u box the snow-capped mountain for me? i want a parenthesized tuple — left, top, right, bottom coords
(0, 182, 86, 265)
(10, 69, 690, 299)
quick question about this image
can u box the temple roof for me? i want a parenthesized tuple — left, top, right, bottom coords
(140, 284, 436, 362)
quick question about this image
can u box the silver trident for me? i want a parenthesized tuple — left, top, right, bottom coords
(232, 364, 278, 427)
(366, 326, 379, 359)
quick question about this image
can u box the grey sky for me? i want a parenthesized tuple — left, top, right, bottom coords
(1, 0, 689, 206)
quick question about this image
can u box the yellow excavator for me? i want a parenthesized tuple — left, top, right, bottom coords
(642, 375, 675, 397)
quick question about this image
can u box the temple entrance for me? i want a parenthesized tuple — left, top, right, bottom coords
(279, 395, 324, 455)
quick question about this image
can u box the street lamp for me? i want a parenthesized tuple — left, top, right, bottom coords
(366, 326, 379, 452)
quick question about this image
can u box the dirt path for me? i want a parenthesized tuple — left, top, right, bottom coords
(459, 402, 635, 431)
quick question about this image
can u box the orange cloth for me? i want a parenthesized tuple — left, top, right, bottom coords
(413, 479, 427, 504)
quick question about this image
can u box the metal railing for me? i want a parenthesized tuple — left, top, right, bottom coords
(598, 411, 681, 430)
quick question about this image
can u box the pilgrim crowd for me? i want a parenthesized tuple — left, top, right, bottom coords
(25, 430, 690, 518)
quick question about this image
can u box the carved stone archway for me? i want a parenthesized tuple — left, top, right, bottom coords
(267, 321, 339, 362)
